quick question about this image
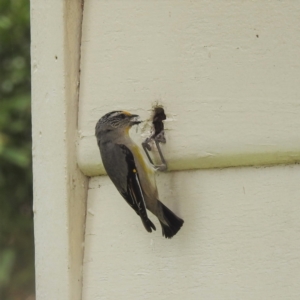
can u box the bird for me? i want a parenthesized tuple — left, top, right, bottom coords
(95, 110, 184, 238)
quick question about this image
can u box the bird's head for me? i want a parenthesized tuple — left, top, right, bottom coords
(95, 111, 142, 137)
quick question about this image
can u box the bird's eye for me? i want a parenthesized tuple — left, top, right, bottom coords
(119, 114, 126, 119)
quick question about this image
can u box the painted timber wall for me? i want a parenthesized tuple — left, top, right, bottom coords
(31, 1, 300, 299)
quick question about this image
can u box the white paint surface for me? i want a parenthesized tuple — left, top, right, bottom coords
(78, 2, 300, 299)
(31, 1, 300, 299)
(78, 1, 300, 176)
(82, 165, 300, 299)
(31, 1, 87, 299)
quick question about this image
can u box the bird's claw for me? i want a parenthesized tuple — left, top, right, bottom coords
(142, 133, 167, 172)
(142, 107, 168, 172)
(154, 164, 167, 172)
(142, 139, 152, 151)
(155, 132, 166, 144)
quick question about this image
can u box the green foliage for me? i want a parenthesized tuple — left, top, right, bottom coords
(0, 0, 34, 299)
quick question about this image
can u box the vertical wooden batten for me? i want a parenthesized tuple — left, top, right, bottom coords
(31, 1, 88, 299)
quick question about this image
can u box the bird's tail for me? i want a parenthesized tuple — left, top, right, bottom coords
(159, 202, 184, 238)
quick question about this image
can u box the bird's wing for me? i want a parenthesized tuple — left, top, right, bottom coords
(100, 141, 138, 212)
(100, 141, 155, 231)
(116, 144, 156, 232)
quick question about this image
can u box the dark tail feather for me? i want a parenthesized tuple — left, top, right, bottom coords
(160, 203, 184, 238)
(141, 217, 156, 233)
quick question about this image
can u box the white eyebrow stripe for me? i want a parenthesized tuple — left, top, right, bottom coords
(110, 112, 120, 118)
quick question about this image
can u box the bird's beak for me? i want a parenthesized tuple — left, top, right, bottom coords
(129, 114, 142, 126)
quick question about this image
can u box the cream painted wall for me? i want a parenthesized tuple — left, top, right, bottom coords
(78, 1, 300, 175)
(31, 1, 87, 299)
(78, 1, 300, 299)
(31, 1, 300, 299)
(82, 165, 300, 299)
